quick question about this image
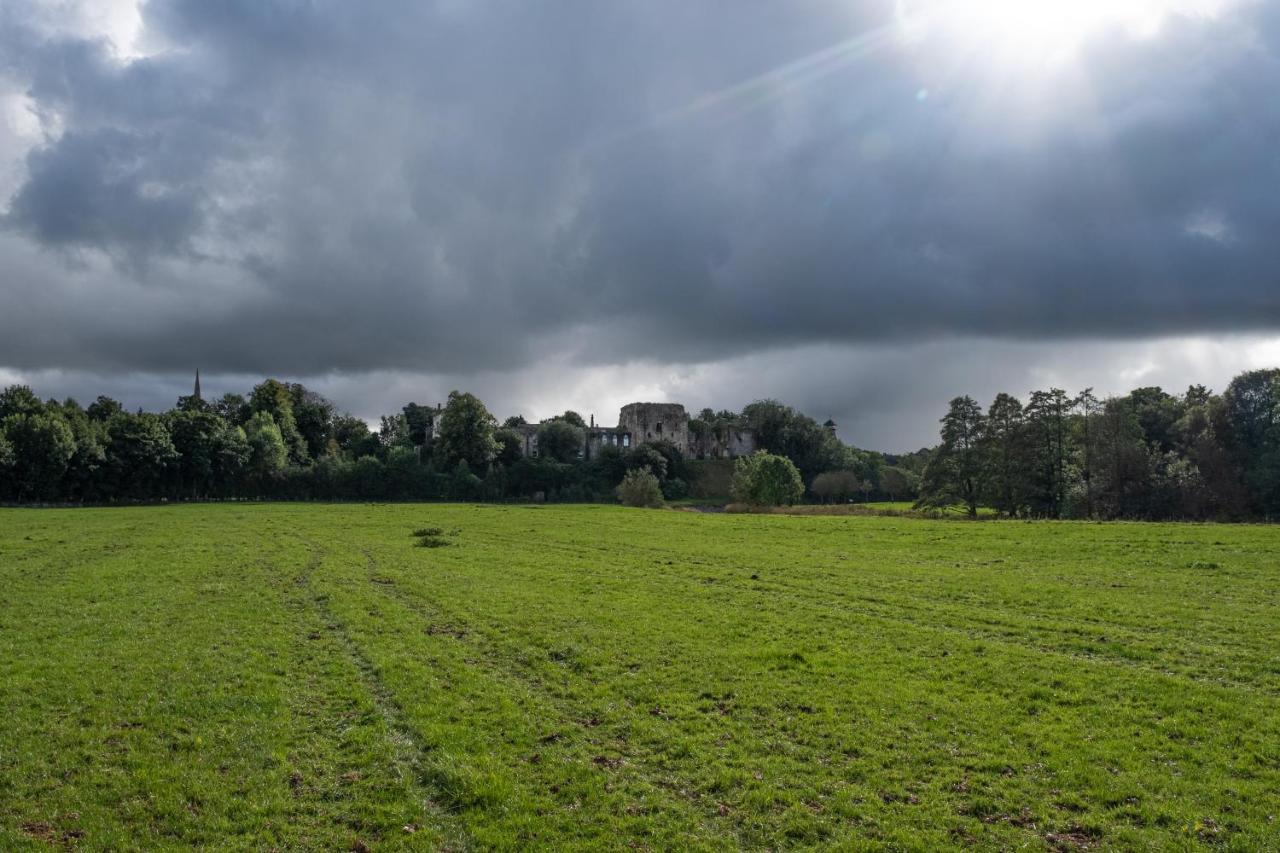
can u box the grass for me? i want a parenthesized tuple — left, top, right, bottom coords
(1, 504, 1277, 850)
(727, 501, 1000, 519)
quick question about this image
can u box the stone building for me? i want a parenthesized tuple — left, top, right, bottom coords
(514, 402, 756, 461)
(618, 403, 690, 453)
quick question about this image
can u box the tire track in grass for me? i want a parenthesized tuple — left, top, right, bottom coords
(351, 543, 748, 849)
(479, 529, 1278, 695)
(291, 537, 472, 851)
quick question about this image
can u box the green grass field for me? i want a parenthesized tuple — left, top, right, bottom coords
(1, 505, 1277, 850)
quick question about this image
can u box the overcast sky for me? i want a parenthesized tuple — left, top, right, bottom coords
(2, 0, 1278, 451)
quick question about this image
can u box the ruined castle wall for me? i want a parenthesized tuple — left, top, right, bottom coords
(727, 429, 757, 457)
(618, 403, 689, 454)
(512, 403, 754, 460)
(690, 427, 758, 459)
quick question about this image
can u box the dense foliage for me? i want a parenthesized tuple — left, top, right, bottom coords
(917, 370, 1280, 519)
(0, 382, 884, 506)
(730, 451, 805, 506)
(6, 367, 1278, 518)
(616, 467, 664, 508)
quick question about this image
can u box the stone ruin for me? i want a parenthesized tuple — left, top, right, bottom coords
(513, 402, 757, 461)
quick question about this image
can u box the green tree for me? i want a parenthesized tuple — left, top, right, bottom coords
(289, 384, 337, 459)
(1179, 391, 1249, 518)
(811, 469, 860, 503)
(879, 466, 917, 502)
(61, 403, 108, 502)
(379, 413, 413, 451)
(617, 467, 664, 508)
(1124, 386, 1185, 454)
(86, 395, 124, 422)
(245, 411, 288, 488)
(917, 396, 986, 517)
(494, 427, 525, 466)
(1024, 389, 1073, 517)
(740, 400, 845, 483)
(212, 393, 249, 426)
(105, 412, 178, 500)
(449, 459, 483, 500)
(0, 430, 13, 486)
(214, 425, 251, 496)
(1219, 369, 1280, 515)
(558, 410, 586, 428)
(537, 419, 585, 463)
(169, 409, 233, 498)
(249, 379, 309, 464)
(981, 392, 1026, 517)
(402, 403, 436, 447)
(1095, 397, 1152, 518)
(2, 411, 74, 501)
(625, 444, 668, 481)
(1073, 389, 1101, 518)
(0, 385, 43, 420)
(434, 391, 500, 471)
(731, 451, 804, 506)
(332, 414, 378, 458)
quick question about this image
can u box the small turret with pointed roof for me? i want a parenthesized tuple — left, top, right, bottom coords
(194, 369, 202, 402)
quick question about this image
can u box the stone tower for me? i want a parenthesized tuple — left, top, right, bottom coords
(618, 403, 690, 453)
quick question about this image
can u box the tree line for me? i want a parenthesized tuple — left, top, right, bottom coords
(0, 380, 888, 505)
(917, 369, 1280, 520)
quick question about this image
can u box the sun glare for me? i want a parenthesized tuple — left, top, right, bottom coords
(900, 0, 1235, 66)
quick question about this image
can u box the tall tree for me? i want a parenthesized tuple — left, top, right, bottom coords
(61, 402, 108, 502)
(169, 409, 233, 498)
(0, 385, 43, 420)
(332, 414, 378, 458)
(558, 411, 587, 428)
(0, 430, 13, 488)
(1124, 386, 1185, 454)
(1219, 369, 1280, 515)
(86, 395, 124, 422)
(433, 391, 500, 471)
(379, 413, 413, 451)
(740, 399, 845, 484)
(402, 403, 437, 447)
(731, 451, 804, 506)
(537, 419, 585, 463)
(494, 427, 524, 466)
(2, 410, 75, 501)
(1073, 388, 1102, 519)
(1024, 389, 1073, 517)
(212, 393, 250, 426)
(105, 412, 178, 500)
(245, 411, 288, 488)
(918, 396, 986, 517)
(289, 384, 337, 459)
(1095, 397, 1151, 518)
(249, 380, 310, 465)
(981, 392, 1027, 517)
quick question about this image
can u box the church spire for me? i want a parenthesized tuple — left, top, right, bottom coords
(194, 369, 202, 402)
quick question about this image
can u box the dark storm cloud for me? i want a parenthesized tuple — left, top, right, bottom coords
(0, 0, 1278, 377)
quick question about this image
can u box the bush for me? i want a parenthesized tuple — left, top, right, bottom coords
(617, 466, 664, 508)
(811, 470, 861, 503)
(661, 477, 689, 501)
(731, 451, 804, 507)
(625, 444, 668, 481)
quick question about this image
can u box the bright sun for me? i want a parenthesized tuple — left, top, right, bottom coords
(900, 0, 1234, 66)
